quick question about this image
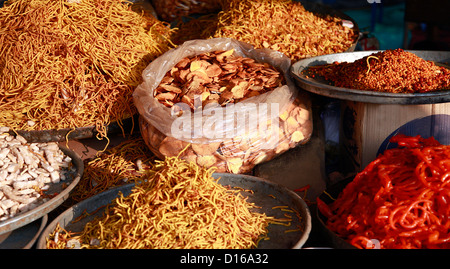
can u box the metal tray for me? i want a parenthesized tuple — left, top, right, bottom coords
(291, 50, 450, 104)
(37, 173, 312, 249)
(316, 177, 356, 249)
(0, 145, 84, 235)
(0, 215, 47, 249)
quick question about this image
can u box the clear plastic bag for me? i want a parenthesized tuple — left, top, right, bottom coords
(133, 38, 313, 173)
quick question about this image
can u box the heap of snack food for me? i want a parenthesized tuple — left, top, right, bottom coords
(151, 0, 221, 22)
(46, 155, 283, 249)
(0, 0, 175, 137)
(320, 134, 450, 249)
(153, 49, 285, 109)
(307, 49, 450, 93)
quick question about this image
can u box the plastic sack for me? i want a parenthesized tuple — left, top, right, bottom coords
(133, 38, 313, 173)
(151, 0, 221, 22)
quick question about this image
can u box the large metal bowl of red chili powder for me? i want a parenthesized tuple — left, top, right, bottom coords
(291, 50, 450, 104)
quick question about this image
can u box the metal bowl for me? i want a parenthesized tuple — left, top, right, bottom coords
(0, 145, 84, 235)
(301, 0, 360, 53)
(37, 173, 312, 249)
(291, 50, 450, 104)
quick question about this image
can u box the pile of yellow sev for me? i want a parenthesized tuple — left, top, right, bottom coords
(173, 0, 357, 61)
(47, 154, 280, 249)
(0, 0, 175, 137)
